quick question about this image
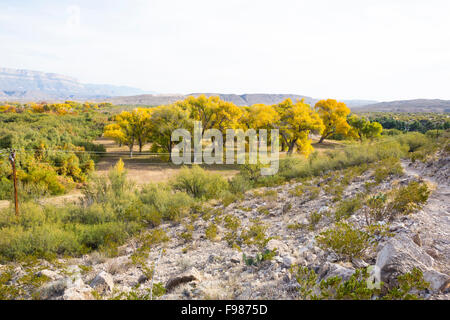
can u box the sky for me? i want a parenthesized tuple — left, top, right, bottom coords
(1, 0, 449, 101)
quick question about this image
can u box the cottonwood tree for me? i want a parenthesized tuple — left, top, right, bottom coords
(348, 115, 383, 141)
(314, 99, 351, 143)
(176, 95, 242, 133)
(149, 104, 192, 161)
(275, 99, 325, 156)
(103, 108, 152, 157)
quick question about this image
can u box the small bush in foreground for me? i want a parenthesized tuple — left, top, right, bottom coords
(390, 181, 430, 216)
(291, 266, 429, 300)
(316, 222, 371, 261)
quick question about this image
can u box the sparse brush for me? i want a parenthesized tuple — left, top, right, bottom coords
(316, 222, 371, 261)
(390, 181, 430, 216)
(334, 195, 363, 221)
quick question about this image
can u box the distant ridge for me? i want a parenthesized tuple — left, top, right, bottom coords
(354, 99, 450, 113)
(108, 93, 317, 106)
(107, 93, 377, 107)
(0, 67, 153, 101)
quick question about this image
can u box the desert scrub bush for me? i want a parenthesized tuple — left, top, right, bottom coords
(277, 157, 305, 180)
(307, 186, 320, 200)
(171, 165, 229, 200)
(228, 175, 253, 194)
(0, 266, 21, 299)
(241, 219, 271, 249)
(75, 221, 137, 251)
(291, 266, 382, 300)
(220, 190, 241, 207)
(0, 223, 82, 262)
(308, 211, 322, 230)
(390, 181, 430, 216)
(253, 189, 278, 201)
(290, 265, 318, 299)
(110, 283, 166, 300)
(334, 195, 364, 221)
(223, 214, 241, 231)
(81, 159, 134, 206)
(131, 229, 169, 281)
(222, 214, 241, 247)
(257, 206, 270, 216)
(382, 267, 429, 300)
(395, 132, 430, 153)
(287, 222, 308, 231)
(288, 184, 305, 197)
(139, 183, 193, 221)
(288, 184, 319, 200)
(323, 179, 345, 202)
(205, 223, 218, 241)
(316, 222, 371, 261)
(179, 224, 194, 243)
(373, 157, 403, 183)
(242, 248, 277, 266)
(363, 193, 388, 225)
(255, 174, 286, 188)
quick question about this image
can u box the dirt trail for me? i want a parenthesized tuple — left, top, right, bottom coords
(401, 160, 450, 275)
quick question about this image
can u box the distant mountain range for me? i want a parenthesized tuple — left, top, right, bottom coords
(0, 67, 153, 100)
(107, 93, 377, 108)
(352, 99, 450, 113)
(1, 67, 449, 113)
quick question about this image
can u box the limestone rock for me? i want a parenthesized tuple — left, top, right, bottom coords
(36, 269, 60, 281)
(37, 276, 85, 300)
(265, 239, 290, 256)
(376, 235, 434, 287)
(90, 271, 114, 294)
(423, 270, 450, 293)
(62, 286, 94, 300)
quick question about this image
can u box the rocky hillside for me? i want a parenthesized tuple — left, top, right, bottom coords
(0, 68, 151, 101)
(2, 153, 448, 300)
(354, 99, 450, 113)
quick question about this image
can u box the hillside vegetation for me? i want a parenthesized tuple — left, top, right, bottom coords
(0, 96, 449, 300)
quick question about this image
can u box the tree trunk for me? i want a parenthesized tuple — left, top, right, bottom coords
(318, 136, 326, 144)
(129, 145, 133, 158)
(287, 140, 296, 155)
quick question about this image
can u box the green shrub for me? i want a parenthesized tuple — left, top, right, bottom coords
(205, 223, 218, 241)
(308, 211, 322, 230)
(390, 181, 430, 216)
(291, 266, 382, 300)
(0, 224, 82, 261)
(171, 166, 229, 200)
(242, 249, 277, 266)
(241, 219, 271, 249)
(364, 193, 388, 224)
(383, 267, 429, 300)
(229, 175, 253, 194)
(316, 222, 371, 261)
(334, 196, 363, 221)
(139, 183, 193, 221)
(373, 158, 403, 183)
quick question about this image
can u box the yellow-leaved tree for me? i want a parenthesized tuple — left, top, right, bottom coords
(148, 104, 192, 161)
(245, 104, 280, 130)
(176, 95, 242, 133)
(275, 99, 325, 156)
(314, 99, 351, 143)
(103, 108, 153, 157)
